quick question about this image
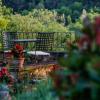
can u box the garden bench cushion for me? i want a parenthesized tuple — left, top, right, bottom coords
(27, 51, 50, 56)
(3, 50, 11, 53)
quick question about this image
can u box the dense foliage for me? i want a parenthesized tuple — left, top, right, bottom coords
(0, 0, 67, 32)
(7, 9, 67, 32)
(0, 0, 100, 33)
(0, 0, 100, 100)
(3, 0, 100, 22)
(55, 15, 100, 100)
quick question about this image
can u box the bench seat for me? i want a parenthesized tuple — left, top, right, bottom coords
(27, 51, 50, 56)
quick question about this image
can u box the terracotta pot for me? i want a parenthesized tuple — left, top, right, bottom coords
(6, 56, 13, 67)
(18, 58, 25, 69)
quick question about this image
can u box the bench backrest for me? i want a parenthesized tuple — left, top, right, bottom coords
(2, 32, 72, 52)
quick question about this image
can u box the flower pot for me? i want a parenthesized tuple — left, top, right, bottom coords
(6, 56, 13, 67)
(5, 52, 13, 67)
(18, 58, 25, 70)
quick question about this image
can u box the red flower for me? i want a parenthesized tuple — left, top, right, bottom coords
(96, 32, 100, 46)
(15, 44, 23, 50)
(93, 17, 100, 46)
(12, 44, 24, 58)
(0, 67, 14, 84)
(94, 16, 100, 27)
(0, 71, 3, 78)
(1, 67, 8, 75)
(50, 65, 61, 71)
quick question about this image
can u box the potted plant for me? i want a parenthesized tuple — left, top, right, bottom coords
(11, 44, 25, 70)
(5, 51, 13, 68)
(0, 65, 14, 100)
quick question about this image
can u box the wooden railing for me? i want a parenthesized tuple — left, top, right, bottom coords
(2, 32, 72, 52)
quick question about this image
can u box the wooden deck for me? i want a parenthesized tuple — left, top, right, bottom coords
(9, 62, 57, 80)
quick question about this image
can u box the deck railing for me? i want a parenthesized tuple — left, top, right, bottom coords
(1, 32, 73, 52)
